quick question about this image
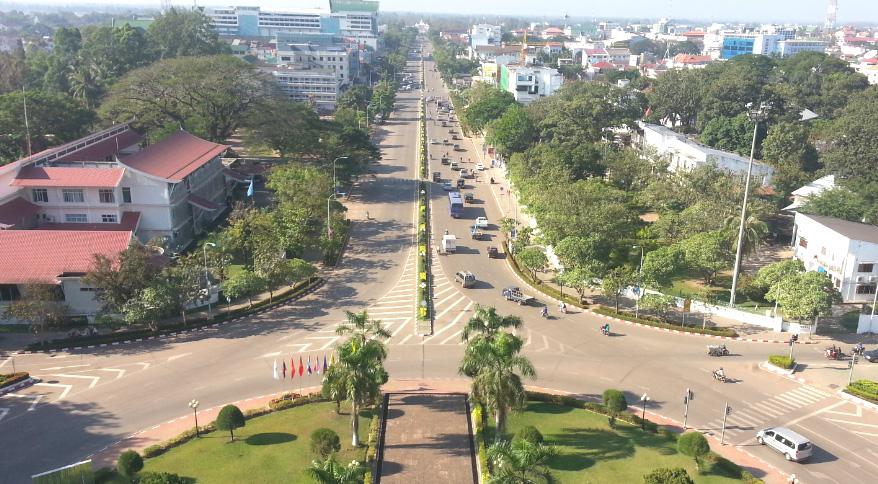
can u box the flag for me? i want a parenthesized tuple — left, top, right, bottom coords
(282, 360, 287, 379)
(315, 355, 321, 375)
(272, 359, 279, 380)
(323, 355, 328, 373)
(290, 356, 295, 380)
(298, 356, 304, 376)
(330, 352, 336, 367)
(307, 355, 313, 375)
(247, 178, 255, 197)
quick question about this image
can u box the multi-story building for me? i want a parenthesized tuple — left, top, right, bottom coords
(792, 212, 878, 303)
(667, 53, 713, 69)
(498, 64, 564, 105)
(778, 39, 828, 57)
(204, 1, 379, 49)
(470, 24, 502, 48)
(721, 32, 826, 59)
(270, 66, 341, 111)
(276, 42, 357, 87)
(470, 45, 525, 65)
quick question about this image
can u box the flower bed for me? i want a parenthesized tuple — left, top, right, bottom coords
(471, 403, 490, 482)
(846, 379, 878, 404)
(526, 391, 659, 433)
(417, 181, 431, 321)
(767, 355, 795, 370)
(0, 372, 29, 390)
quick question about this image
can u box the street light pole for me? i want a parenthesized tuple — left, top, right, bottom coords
(729, 103, 769, 307)
(331, 156, 349, 197)
(189, 399, 200, 437)
(633, 245, 644, 319)
(326, 194, 336, 239)
(202, 243, 216, 317)
(640, 393, 649, 430)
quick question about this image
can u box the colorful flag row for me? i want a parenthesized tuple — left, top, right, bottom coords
(273, 353, 335, 380)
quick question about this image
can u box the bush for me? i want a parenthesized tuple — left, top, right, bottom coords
(643, 467, 694, 484)
(310, 428, 341, 458)
(137, 471, 191, 484)
(846, 379, 878, 403)
(0, 372, 29, 389)
(526, 391, 658, 433)
(591, 305, 737, 338)
(215, 404, 245, 442)
(515, 425, 544, 445)
(116, 450, 143, 477)
(677, 432, 710, 465)
(768, 355, 795, 370)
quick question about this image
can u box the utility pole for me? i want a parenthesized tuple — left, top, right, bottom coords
(788, 334, 798, 360)
(720, 402, 732, 445)
(683, 388, 692, 429)
(849, 355, 859, 384)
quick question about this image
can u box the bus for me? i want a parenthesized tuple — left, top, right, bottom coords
(448, 192, 464, 218)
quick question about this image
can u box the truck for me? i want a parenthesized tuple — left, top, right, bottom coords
(441, 234, 457, 254)
(501, 286, 534, 305)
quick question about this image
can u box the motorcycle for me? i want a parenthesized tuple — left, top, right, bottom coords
(540, 307, 549, 319)
(600, 325, 610, 336)
(825, 345, 844, 360)
(852, 343, 865, 356)
(490, 177, 495, 184)
(707, 344, 730, 357)
(559, 303, 567, 314)
(712, 369, 728, 382)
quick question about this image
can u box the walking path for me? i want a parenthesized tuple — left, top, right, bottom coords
(379, 393, 476, 484)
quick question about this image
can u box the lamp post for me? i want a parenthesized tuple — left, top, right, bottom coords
(189, 399, 200, 437)
(640, 393, 649, 430)
(326, 194, 336, 239)
(331, 156, 349, 197)
(202, 242, 216, 317)
(366, 104, 373, 127)
(633, 245, 644, 319)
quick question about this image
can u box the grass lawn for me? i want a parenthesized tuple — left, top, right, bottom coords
(141, 402, 370, 483)
(500, 401, 750, 484)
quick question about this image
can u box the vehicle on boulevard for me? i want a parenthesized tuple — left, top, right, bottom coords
(825, 345, 844, 359)
(441, 157, 450, 165)
(442, 181, 453, 191)
(471, 225, 486, 240)
(441, 234, 457, 254)
(443, 138, 450, 144)
(448, 192, 464, 218)
(502, 286, 534, 305)
(707, 344, 730, 357)
(756, 427, 813, 462)
(453, 144, 463, 151)
(433, 171, 442, 182)
(476, 162, 485, 171)
(451, 161, 459, 170)
(455, 271, 476, 288)
(456, 178, 466, 189)
(430, 139, 440, 144)
(864, 348, 878, 362)
(601, 323, 611, 336)
(460, 168, 473, 178)
(452, 134, 461, 140)
(474, 216, 488, 228)
(464, 192, 474, 203)
(712, 368, 728, 382)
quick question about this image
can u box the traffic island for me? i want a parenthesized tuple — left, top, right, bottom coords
(416, 181, 433, 335)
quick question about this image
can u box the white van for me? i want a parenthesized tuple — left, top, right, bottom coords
(756, 427, 812, 461)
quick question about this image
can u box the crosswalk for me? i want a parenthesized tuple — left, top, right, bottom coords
(701, 385, 831, 442)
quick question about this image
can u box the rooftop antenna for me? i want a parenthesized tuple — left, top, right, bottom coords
(22, 86, 32, 157)
(824, 0, 838, 33)
(521, 29, 528, 65)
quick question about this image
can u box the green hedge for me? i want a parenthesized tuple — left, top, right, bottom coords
(768, 355, 795, 370)
(591, 305, 738, 338)
(25, 277, 322, 352)
(526, 391, 658, 433)
(471, 403, 490, 482)
(0, 372, 29, 389)
(846, 379, 878, 404)
(703, 452, 764, 483)
(506, 250, 589, 309)
(363, 401, 382, 484)
(416, 181, 431, 321)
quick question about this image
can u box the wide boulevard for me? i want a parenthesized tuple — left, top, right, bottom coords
(1, 48, 877, 484)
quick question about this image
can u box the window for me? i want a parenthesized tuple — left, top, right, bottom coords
(99, 189, 115, 203)
(101, 214, 118, 223)
(64, 213, 87, 223)
(62, 189, 85, 203)
(32, 188, 48, 203)
(798, 237, 808, 248)
(856, 284, 876, 295)
(858, 263, 874, 273)
(122, 187, 132, 203)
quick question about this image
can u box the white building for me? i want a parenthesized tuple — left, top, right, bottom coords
(783, 175, 835, 211)
(269, 66, 342, 111)
(792, 213, 878, 303)
(470, 24, 502, 48)
(637, 122, 774, 186)
(498, 64, 564, 105)
(276, 42, 356, 88)
(778, 39, 828, 57)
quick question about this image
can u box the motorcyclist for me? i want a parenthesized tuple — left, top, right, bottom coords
(714, 367, 725, 380)
(601, 323, 610, 335)
(559, 302, 567, 313)
(444, 228, 449, 235)
(540, 306, 549, 318)
(854, 342, 865, 355)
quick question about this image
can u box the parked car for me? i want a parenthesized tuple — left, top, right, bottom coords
(430, 139, 441, 144)
(450, 161, 460, 170)
(441, 157, 450, 165)
(863, 348, 878, 363)
(756, 427, 812, 462)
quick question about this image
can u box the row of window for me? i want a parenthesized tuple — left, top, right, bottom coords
(62, 213, 117, 223)
(32, 188, 132, 204)
(799, 237, 875, 273)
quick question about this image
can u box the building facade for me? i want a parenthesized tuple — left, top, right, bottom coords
(498, 64, 564, 104)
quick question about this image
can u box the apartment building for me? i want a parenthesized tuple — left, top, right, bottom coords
(498, 64, 564, 104)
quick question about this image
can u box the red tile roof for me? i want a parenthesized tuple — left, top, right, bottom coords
(681, 31, 706, 37)
(586, 49, 608, 56)
(673, 54, 713, 65)
(187, 194, 221, 211)
(845, 36, 878, 44)
(11, 165, 125, 188)
(592, 61, 616, 69)
(121, 131, 228, 182)
(0, 230, 132, 284)
(38, 212, 141, 232)
(56, 130, 143, 163)
(0, 197, 39, 228)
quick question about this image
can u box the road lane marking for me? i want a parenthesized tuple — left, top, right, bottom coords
(781, 400, 847, 428)
(34, 382, 73, 400)
(748, 402, 784, 417)
(98, 368, 126, 379)
(391, 318, 413, 338)
(260, 352, 281, 358)
(285, 343, 312, 353)
(433, 296, 469, 322)
(823, 418, 878, 428)
(440, 330, 463, 345)
(399, 334, 414, 345)
(319, 337, 340, 350)
(40, 364, 90, 371)
(824, 405, 862, 417)
(167, 353, 192, 362)
(53, 374, 99, 389)
(422, 301, 473, 343)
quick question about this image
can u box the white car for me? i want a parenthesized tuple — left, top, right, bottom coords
(474, 217, 488, 229)
(476, 162, 485, 171)
(430, 139, 441, 144)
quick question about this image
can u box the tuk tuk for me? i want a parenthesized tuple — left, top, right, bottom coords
(487, 246, 499, 258)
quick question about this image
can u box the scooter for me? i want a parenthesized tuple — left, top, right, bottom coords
(825, 345, 844, 360)
(712, 370, 727, 382)
(540, 307, 549, 319)
(489, 177, 495, 184)
(559, 303, 567, 314)
(600, 325, 610, 336)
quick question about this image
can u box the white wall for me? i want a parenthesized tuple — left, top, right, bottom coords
(60, 278, 102, 315)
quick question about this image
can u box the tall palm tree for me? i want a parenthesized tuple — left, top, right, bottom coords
(67, 60, 104, 110)
(724, 213, 769, 260)
(308, 455, 365, 484)
(460, 332, 536, 439)
(461, 305, 523, 342)
(487, 439, 557, 484)
(327, 333, 388, 446)
(336, 310, 391, 341)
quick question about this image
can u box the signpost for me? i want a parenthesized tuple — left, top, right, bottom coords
(683, 388, 693, 429)
(720, 402, 732, 445)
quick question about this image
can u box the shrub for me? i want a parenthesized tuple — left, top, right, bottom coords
(116, 450, 143, 477)
(768, 355, 795, 370)
(591, 305, 737, 338)
(515, 425, 544, 445)
(846, 379, 878, 403)
(602, 389, 628, 425)
(310, 428, 341, 458)
(0, 372, 30, 388)
(643, 467, 694, 484)
(215, 404, 245, 442)
(677, 432, 710, 467)
(136, 471, 190, 484)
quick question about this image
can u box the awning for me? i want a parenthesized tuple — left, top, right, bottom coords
(187, 194, 221, 211)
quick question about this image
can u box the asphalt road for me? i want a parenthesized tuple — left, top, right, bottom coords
(2, 51, 877, 484)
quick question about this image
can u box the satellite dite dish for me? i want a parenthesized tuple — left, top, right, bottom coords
(800, 109, 819, 121)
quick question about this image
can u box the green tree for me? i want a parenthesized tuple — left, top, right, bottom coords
(370, 79, 396, 118)
(643, 467, 694, 484)
(266, 165, 334, 220)
(459, 332, 536, 439)
(0, 90, 96, 164)
(677, 432, 710, 467)
(514, 426, 544, 445)
(165, 252, 206, 324)
(222, 269, 267, 308)
(461, 305, 523, 344)
(767, 271, 841, 323)
(516, 247, 547, 280)
(680, 231, 733, 285)
(639, 293, 677, 322)
(0, 45, 26, 94)
(215, 404, 245, 442)
(307, 455, 365, 484)
(321, 365, 346, 415)
(84, 244, 162, 314)
(485, 104, 537, 156)
(310, 428, 341, 458)
(602, 389, 628, 426)
(557, 267, 597, 303)
(147, 7, 228, 59)
(486, 439, 556, 484)
(460, 83, 516, 134)
(116, 450, 143, 478)
(122, 280, 178, 329)
(753, 259, 805, 299)
(723, 213, 769, 261)
(645, 69, 703, 131)
(698, 113, 756, 157)
(602, 267, 633, 312)
(245, 100, 322, 158)
(3, 284, 68, 338)
(335, 310, 391, 341)
(818, 86, 878, 185)
(641, 246, 685, 287)
(799, 187, 870, 224)
(337, 85, 371, 111)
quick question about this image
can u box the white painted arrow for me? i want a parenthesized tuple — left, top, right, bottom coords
(52, 374, 100, 389)
(131, 362, 151, 370)
(98, 368, 126, 379)
(34, 382, 73, 400)
(285, 343, 312, 353)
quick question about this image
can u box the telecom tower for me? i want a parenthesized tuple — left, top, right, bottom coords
(825, 0, 838, 33)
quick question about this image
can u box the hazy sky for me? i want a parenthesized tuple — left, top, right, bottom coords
(14, 1, 878, 24)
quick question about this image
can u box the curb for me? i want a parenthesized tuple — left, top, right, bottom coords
(11, 279, 325, 356)
(0, 376, 38, 396)
(758, 361, 808, 384)
(836, 389, 878, 413)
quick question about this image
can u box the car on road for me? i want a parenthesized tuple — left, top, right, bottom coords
(474, 216, 488, 228)
(501, 286, 534, 305)
(456, 178, 466, 189)
(454, 271, 476, 288)
(430, 139, 441, 144)
(756, 427, 812, 462)
(442, 181, 453, 191)
(441, 157, 450, 165)
(863, 348, 878, 362)
(476, 162, 485, 171)
(450, 161, 459, 170)
(460, 168, 471, 178)
(464, 192, 474, 203)
(433, 172, 441, 182)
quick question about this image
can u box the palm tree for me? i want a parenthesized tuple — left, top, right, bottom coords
(487, 439, 557, 484)
(308, 455, 365, 484)
(321, 366, 345, 414)
(328, 333, 388, 446)
(724, 213, 769, 260)
(460, 332, 536, 439)
(336, 310, 391, 341)
(67, 60, 104, 109)
(461, 305, 523, 342)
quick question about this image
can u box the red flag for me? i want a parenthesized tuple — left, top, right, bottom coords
(282, 360, 287, 379)
(298, 356, 304, 376)
(290, 356, 295, 380)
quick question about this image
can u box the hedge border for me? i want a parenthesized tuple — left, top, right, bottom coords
(525, 391, 660, 433)
(0, 372, 29, 389)
(417, 181, 432, 324)
(591, 306, 739, 338)
(471, 403, 489, 482)
(845, 379, 878, 404)
(767, 355, 796, 370)
(363, 398, 382, 484)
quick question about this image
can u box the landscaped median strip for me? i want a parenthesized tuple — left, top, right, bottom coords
(414, 94, 433, 336)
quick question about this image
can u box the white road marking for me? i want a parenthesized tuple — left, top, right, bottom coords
(40, 364, 90, 371)
(167, 353, 192, 362)
(852, 430, 878, 438)
(319, 337, 340, 350)
(422, 302, 473, 343)
(391, 318, 413, 338)
(398, 334, 414, 345)
(440, 330, 463, 345)
(34, 382, 73, 400)
(781, 400, 847, 428)
(367, 304, 411, 310)
(747, 402, 784, 417)
(823, 418, 878, 429)
(53, 374, 100, 389)
(433, 296, 469, 322)
(824, 405, 862, 417)
(27, 395, 42, 411)
(285, 343, 312, 353)
(0, 408, 8, 422)
(260, 351, 281, 358)
(98, 368, 126, 379)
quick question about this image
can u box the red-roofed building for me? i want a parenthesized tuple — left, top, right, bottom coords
(540, 27, 565, 40)
(668, 53, 713, 70)
(0, 230, 133, 315)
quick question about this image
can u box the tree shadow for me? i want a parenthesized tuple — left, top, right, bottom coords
(526, 401, 574, 415)
(244, 432, 297, 446)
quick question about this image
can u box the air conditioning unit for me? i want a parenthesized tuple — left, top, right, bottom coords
(856, 276, 865, 283)
(870, 276, 877, 282)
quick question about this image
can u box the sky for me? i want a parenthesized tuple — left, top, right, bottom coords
(9, 0, 878, 24)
